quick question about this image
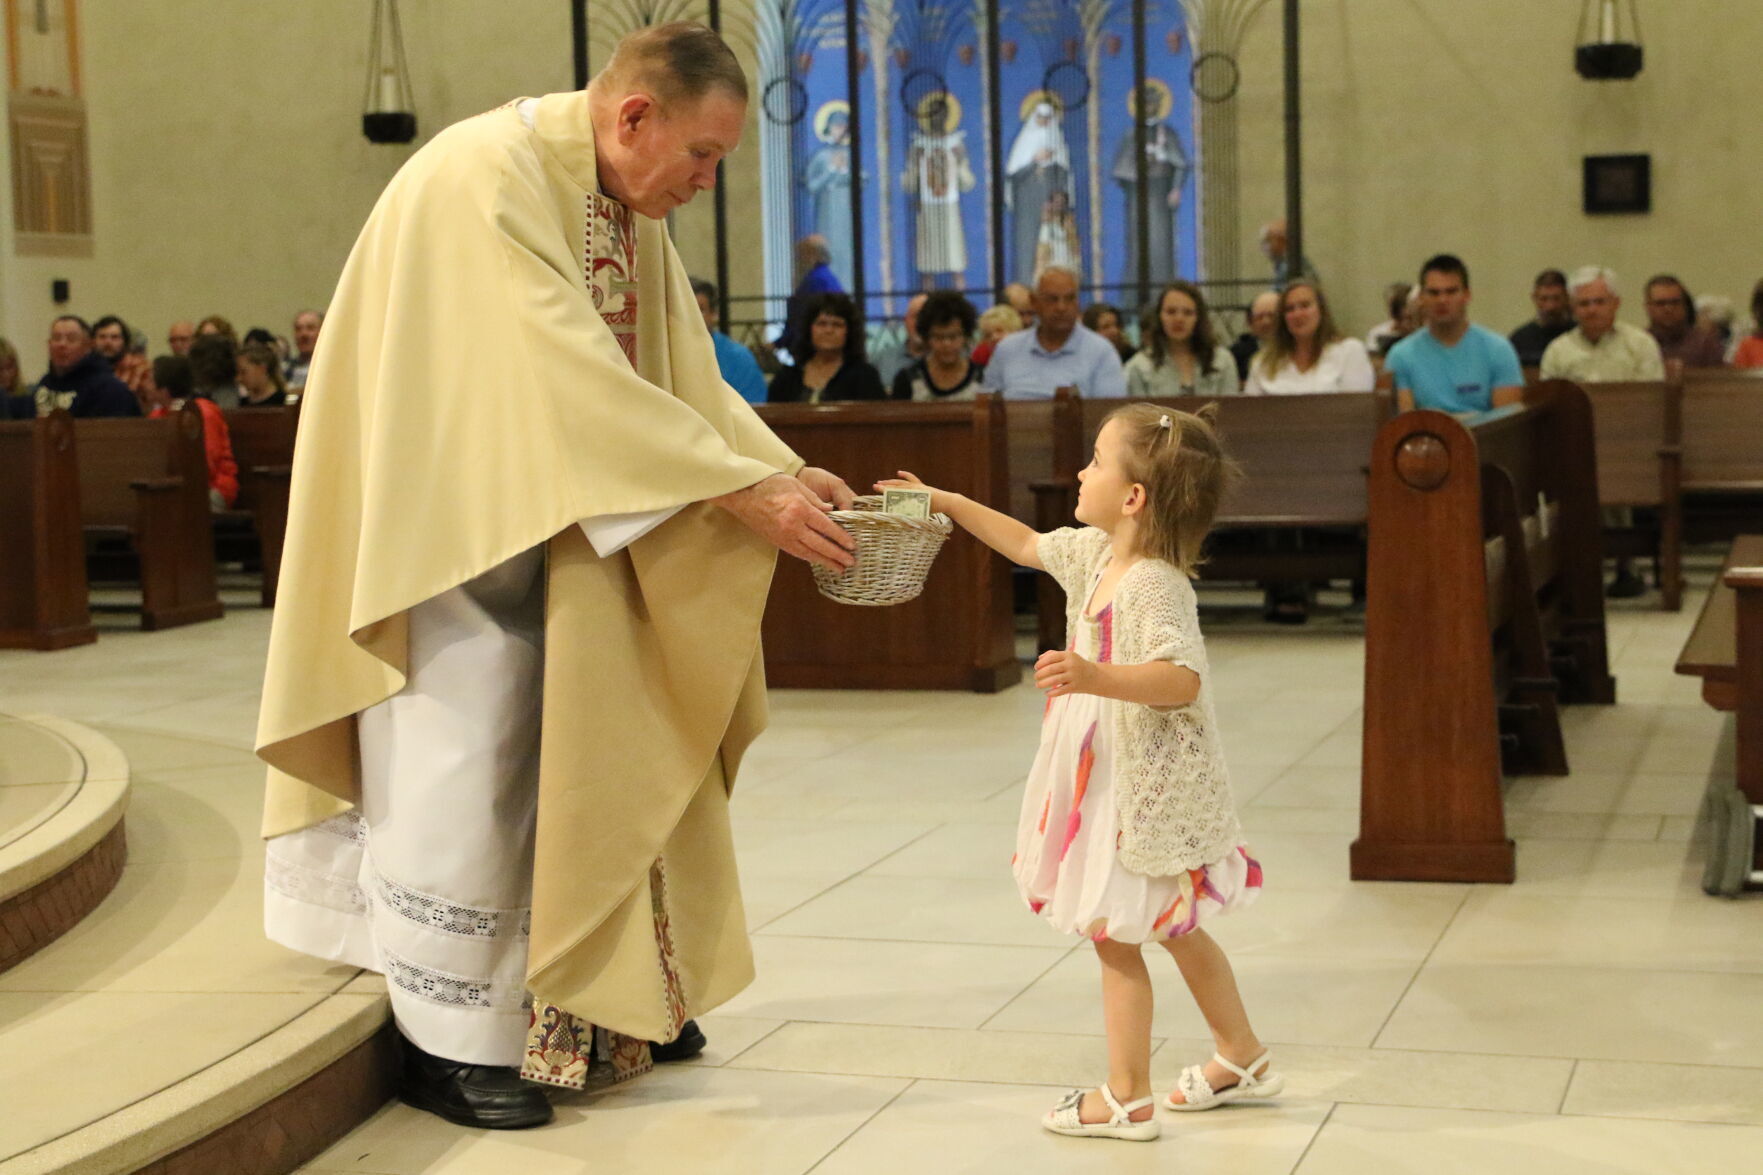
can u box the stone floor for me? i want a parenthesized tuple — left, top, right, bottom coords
(2, 561, 1759, 1174)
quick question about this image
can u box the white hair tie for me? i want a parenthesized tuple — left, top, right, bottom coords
(1158, 414, 1173, 429)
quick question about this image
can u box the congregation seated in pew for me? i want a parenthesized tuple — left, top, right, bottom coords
(144, 355, 238, 512)
(1386, 254, 1524, 415)
(766, 292, 887, 403)
(7, 316, 141, 420)
(1644, 274, 1727, 369)
(1123, 281, 1238, 398)
(1243, 281, 1374, 395)
(237, 342, 291, 407)
(890, 290, 985, 402)
(1507, 268, 1574, 368)
(982, 266, 1125, 400)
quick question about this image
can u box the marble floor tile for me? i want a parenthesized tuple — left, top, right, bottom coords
(758, 874, 1075, 949)
(1377, 964, 1763, 1067)
(731, 816, 933, 879)
(812, 1079, 1329, 1175)
(0, 989, 336, 1160)
(739, 871, 854, 929)
(1432, 892, 1763, 973)
(1505, 770, 1708, 817)
(685, 1013, 785, 1067)
(859, 820, 1017, 880)
(1203, 885, 1465, 963)
(87, 723, 257, 771)
(124, 761, 270, 863)
(728, 1021, 1130, 1088)
(1246, 764, 1362, 810)
(301, 1066, 910, 1175)
(1294, 1103, 1763, 1175)
(1503, 837, 1705, 899)
(1565, 1058, 1763, 1127)
(717, 935, 1070, 1029)
(1506, 810, 1665, 840)
(985, 946, 1417, 1048)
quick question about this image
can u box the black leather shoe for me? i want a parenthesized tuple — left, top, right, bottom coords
(399, 1036, 553, 1129)
(649, 1019, 707, 1063)
(1606, 570, 1647, 598)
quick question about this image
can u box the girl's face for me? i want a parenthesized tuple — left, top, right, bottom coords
(810, 312, 848, 358)
(1159, 289, 1198, 344)
(1074, 418, 1140, 532)
(1283, 287, 1321, 342)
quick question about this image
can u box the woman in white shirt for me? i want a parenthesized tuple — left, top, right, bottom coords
(1245, 281, 1375, 394)
(1124, 281, 1241, 398)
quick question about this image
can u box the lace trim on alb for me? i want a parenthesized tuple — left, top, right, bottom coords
(265, 853, 368, 916)
(369, 861, 531, 940)
(312, 811, 367, 844)
(382, 949, 526, 1011)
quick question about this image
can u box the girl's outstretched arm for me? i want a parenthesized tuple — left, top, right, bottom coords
(876, 472, 1044, 569)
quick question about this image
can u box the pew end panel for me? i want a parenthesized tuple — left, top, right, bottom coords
(756, 396, 1018, 691)
(73, 406, 223, 631)
(1354, 410, 1514, 884)
(1673, 537, 1763, 895)
(222, 405, 301, 607)
(0, 412, 96, 650)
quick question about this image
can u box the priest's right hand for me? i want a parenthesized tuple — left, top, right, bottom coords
(713, 474, 857, 572)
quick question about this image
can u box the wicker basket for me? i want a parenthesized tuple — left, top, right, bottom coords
(812, 495, 954, 606)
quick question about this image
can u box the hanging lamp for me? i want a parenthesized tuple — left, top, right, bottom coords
(1575, 0, 1643, 80)
(363, 0, 417, 143)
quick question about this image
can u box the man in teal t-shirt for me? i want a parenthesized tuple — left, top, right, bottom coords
(1388, 254, 1524, 414)
(692, 277, 769, 404)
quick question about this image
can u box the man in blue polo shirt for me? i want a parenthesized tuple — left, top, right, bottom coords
(692, 277, 768, 404)
(1388, 254, 1523, 415)
(982, 266, 1126, 400)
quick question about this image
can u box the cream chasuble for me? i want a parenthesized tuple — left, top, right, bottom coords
(257, 89, 802, 1046)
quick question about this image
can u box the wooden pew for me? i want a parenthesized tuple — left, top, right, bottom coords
(755, 395, 1018, 691)
(221, 404, 299, 606)
(1354, 381, 1611, 883)
(74, 404, 224, 631)
(1681, 370, 1763, 542)
(1538, 371, 1685, 610)
(1004, 389, 1082, 651)
(0, 411, 96, 650)
(1674, 535, 1763, 895)
(1031, 392, 1390, 647)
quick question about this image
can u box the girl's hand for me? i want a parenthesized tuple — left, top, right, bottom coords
(1034, 648, 1099, 698)
(875, 471, 957, 515)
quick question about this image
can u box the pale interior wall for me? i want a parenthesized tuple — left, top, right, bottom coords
(1231, 0, 1763, 336)
(3, 0, 571, 362)
(6, 1, 1757, 360)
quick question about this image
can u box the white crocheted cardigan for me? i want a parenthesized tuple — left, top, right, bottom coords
(1038, 527, 1244, 875)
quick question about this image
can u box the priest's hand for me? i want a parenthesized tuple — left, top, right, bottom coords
(713, 474, 857, 571)
(797, 466, 857, 510)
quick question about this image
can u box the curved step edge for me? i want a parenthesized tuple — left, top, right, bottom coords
(0, 716, 130, 973)
(1, 976, 395, 1175)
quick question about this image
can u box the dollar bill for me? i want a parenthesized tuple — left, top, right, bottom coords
(881, 488, 933, 519)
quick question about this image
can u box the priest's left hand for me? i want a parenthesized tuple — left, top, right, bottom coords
(797, 467, 857, 510)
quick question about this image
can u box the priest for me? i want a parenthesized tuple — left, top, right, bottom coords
(256, 23, 857, 1130)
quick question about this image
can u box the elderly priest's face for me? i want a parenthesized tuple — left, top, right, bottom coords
(605, 90, 745, 219)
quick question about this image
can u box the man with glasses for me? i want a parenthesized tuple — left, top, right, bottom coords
(1643, 275, 1726, 368)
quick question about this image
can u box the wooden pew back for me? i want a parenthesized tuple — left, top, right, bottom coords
(73, 415, 182, 527)
(0, 412, 94, 650)
(755, 396, 1017, 691)
(222, 404, 299, 511)
(1682, 371, 1763, 490)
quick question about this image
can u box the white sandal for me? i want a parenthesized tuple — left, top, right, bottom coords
(1042, 1084, 1161, 1141)
(1162, 1051, 1285, 1112)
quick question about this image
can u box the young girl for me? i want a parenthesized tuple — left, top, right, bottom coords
(880, 404, 1279, 1142)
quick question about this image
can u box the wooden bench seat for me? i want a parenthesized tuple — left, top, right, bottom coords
(220, 404, 299, 606)
(0, 411, 95, 650)
(74, 406, 223, 631)
(1680, 370, 1763, 542)
(755, 395, 1017, 691)
(1674, 535, 1763, 895)
(1354, 381, 1611, 883)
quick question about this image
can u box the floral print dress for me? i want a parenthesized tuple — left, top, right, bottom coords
(1012, 592, 1262, 944)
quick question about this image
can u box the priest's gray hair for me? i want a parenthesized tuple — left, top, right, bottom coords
(1568, 266, 1619, 298)
(599, 22, 748, 108)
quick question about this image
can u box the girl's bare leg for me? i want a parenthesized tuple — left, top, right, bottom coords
(1080, 937, 1156, 1123)
(1159, 928, 1267, 1101)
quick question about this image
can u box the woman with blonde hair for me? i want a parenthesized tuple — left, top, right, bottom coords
(1245, 281, 1374, 395)
(972, 303, 1024, 367)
